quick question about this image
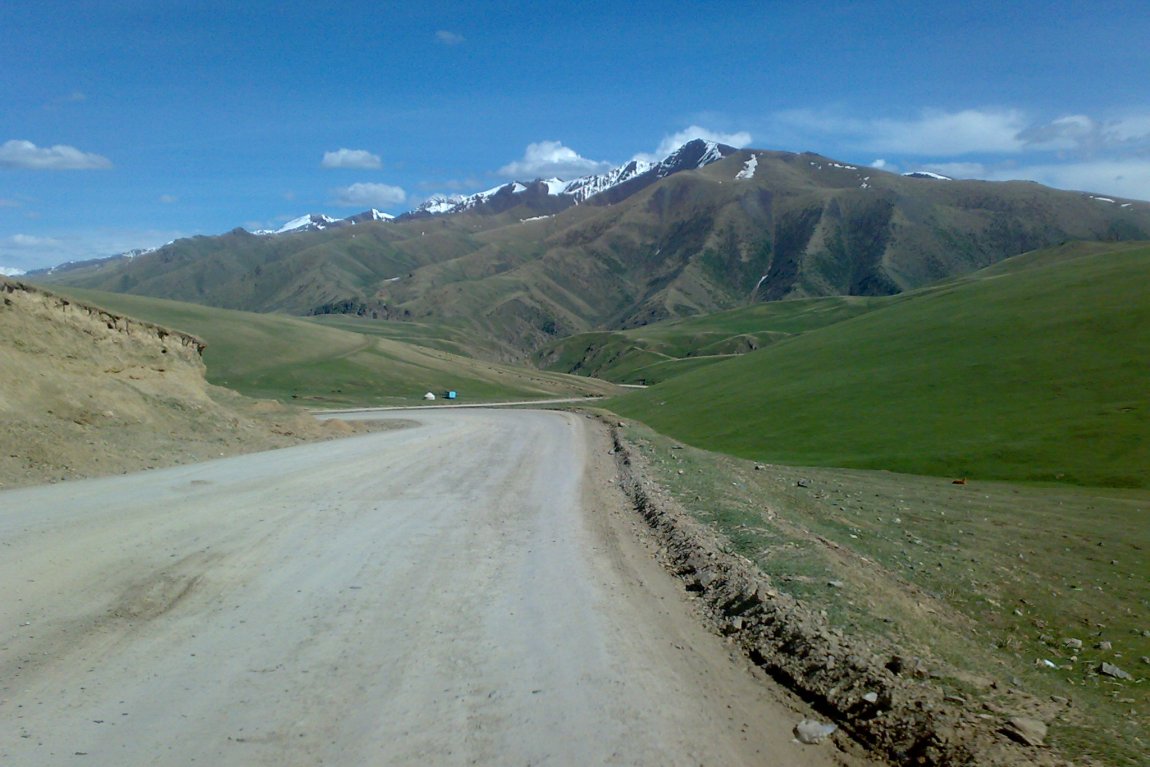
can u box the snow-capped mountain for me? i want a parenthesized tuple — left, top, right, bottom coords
(346, 208, 395, 224)
(249, 140, 736, 235)
(252, 213, 340, 236)
(252, 209, 394, 236)
(406, 138, 737, 218)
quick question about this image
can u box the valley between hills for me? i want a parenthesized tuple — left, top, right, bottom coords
(4, 143, 1148, 766)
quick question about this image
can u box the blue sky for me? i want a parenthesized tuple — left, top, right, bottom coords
(3, 0, 1149, 272)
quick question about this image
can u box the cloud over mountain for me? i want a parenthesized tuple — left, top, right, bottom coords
(497, 141, 613, 179)
(322, 148, 382, 170)
(0, 139, 112, 170)
(632, 126, 751, 163)
(334, 182, 407, 207)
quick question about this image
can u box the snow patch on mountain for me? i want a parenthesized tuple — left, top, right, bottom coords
(903, 171, 953, 181)
(278, 213, 339, 233)
(736, 154, 758, 180)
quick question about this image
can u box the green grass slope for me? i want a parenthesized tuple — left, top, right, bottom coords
(610, 242, 1150, 488)
(538, 294, 897, 383)
(52, 288, 620, 407)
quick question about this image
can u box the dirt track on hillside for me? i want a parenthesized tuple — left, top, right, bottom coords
(0, 409, 873, 766)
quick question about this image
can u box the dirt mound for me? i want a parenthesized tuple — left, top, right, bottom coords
(0, 279, 370, 489)
(607, 422, 1075, 767)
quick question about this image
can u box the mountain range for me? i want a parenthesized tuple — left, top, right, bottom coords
(32, 139, 1150, 360)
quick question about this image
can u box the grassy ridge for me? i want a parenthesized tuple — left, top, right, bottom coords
(53, 288, 620, 406)
(619, 423, 1149, 766)
(538, 294, 894, 383)
(611, 243, 1150, 488)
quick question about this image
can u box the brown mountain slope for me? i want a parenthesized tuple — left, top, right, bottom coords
(0, 280, 359, 489)
(33, 149, 1150, 359)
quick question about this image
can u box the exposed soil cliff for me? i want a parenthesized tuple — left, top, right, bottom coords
(0, 279, 361, 489)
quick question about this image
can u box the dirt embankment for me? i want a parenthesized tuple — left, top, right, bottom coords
(607, 422, 1075, 767)
(0, 279, 366, 489)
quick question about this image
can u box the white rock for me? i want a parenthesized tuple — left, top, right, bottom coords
(794, 719, 837, 744)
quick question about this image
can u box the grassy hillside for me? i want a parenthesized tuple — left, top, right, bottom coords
(538, 294, 898, 383)
(610, 242, 1150, 488)
(618, 423, 1149, 766)
(51, 288, 620, 407)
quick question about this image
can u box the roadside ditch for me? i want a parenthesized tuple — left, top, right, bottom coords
(606, 419, 1075, 767)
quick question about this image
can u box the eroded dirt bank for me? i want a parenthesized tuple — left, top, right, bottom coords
(606, 421, 1076, 767)
(0, 279, 368, 489)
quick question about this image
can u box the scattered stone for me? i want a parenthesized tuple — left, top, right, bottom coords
(862, 691, 879, 704)
(827, 580, 844, 589)
(1001, 716, 1047, 747)
(1040, 659, 1058, 669)
(1098, 662, 1133, 680)
(616, 421, 626, 428)
(1141, 656, 1149, 666)
(796, 478, 811, 488)
(1062, 637, 1083, 650)
(1095, 640, 1112, 651)
(754, 463, 765, 471)
(793, 719, 837, 744)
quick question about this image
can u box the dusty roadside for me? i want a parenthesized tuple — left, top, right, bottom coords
(1, 408, 878, 766)
(601, 417, 1079, 767)
(577, 415, 880, 766)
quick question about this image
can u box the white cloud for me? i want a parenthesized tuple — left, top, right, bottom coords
(1018, 114, 1097, 151)
(636, 125, 753, 162)
(498, 141, 613, 179)
(334, 182, 407, 207)
(436, 30, 465, 45)
(774, 108, 1027, 155)
(776, 108, 1150, 161)
(322, 148, 382, 170)
(0, 229, 183, 271)
(873, 109, 1027, 154)
(1018, 113, 1150, 155)
(158, 194, 178, 204)
(1109, 114, 1150, 143)
(0, 266, 25, 276)
(985, 159, 1150, 202)
(0, 139, 112, 170)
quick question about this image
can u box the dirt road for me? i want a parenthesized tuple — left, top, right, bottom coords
(1, 409, 869, 766)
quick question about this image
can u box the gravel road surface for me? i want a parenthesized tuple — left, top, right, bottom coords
(1, 409, 866, 766)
